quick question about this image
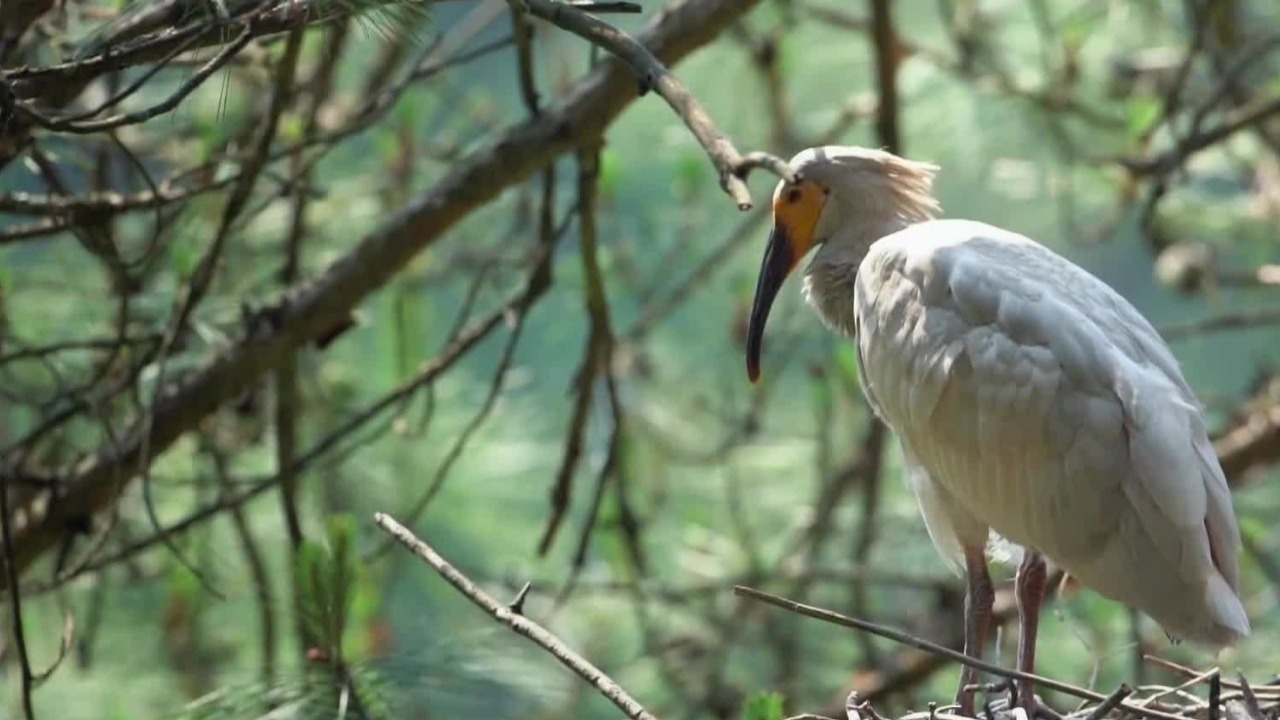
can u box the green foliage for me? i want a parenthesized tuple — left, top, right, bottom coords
(169, 232, 204, 276)
(1125, 96, 1162, 141)
(743, 691, 786, 720)
(598, 147, 624, 202)
(297, 514, 359, 660)
(834, 343, 861, 390)
(349, 0, 430, 45)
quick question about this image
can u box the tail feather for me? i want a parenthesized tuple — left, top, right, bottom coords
(1068, 511, 1248, 648)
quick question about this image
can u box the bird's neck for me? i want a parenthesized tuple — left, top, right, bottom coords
(802, 162, 940, 337)
(803, 217, 913, 338)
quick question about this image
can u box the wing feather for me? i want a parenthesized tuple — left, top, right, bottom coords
(852, 219, 1248, 644)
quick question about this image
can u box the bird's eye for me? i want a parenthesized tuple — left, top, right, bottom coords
(786, 188, 803, 203)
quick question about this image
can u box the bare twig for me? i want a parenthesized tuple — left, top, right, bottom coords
(519, 0, 794, 209)
(1142, 656, 1276, 693)
(1122, 95, 1280, 176)
(1083, 684, 1133, 720)
(1161, 308, 1280, 341)
(374, 512, 660, 720)
(551, 140, 628, 607)
(367, 217, 565, 561)
(9, 28, 251, 133)
(734, 585, 1188, 720)
(207, 442, 277, 686)
(0, 475, 37, 719)
(564, 0, 643, 10)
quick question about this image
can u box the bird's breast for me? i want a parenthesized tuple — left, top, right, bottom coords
(853, 239, 1127, 560)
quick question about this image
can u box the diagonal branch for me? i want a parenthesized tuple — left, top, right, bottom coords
(375, 512, 660, 720)
(735, 586, 1188, 720)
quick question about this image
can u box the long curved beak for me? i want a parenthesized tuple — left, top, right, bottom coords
(746, 223, 796, 383)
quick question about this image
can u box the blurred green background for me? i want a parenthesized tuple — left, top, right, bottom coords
(2, 0, 1279, 718)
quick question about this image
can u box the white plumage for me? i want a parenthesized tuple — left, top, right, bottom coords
(745, 146, 1248, 715)
(852, 219, 1248, 644)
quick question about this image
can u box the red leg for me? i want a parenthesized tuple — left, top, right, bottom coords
(957, 545, 994, 717)
(1014, 551, 1048, 716)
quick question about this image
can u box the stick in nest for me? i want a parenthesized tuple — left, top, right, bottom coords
(734, 585, 1192, 720)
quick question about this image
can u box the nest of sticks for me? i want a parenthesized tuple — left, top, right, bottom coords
(735, 586, 1277, 720)
(828, 664, 1278, 720)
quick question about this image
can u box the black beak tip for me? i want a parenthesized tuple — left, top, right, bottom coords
(745, 226, 792, 386)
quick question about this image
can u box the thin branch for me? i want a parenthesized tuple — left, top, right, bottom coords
(1084, 684, 1133, 720)
(552, 141, 624, 604)
(1122, 95, 1280, 177)
(9, 28, 251, 134)
(4, 0, 400, 102)
(519, 0, 794, 209)
(538, 141, 617, 557)
(0, 475, 37, 719)
(367, 217, 566, 560)
(734, 585, 1188, 720)
(207, 442, 277, 687)
(374, 512, 660, 720)
(1160, 307, 1280, 341)
(563, 0, 643, 10)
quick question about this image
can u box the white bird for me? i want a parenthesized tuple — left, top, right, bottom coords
(745, 146, 1249, 716)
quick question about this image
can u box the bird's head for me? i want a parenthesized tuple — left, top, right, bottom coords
(745, 146, 939, 382)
